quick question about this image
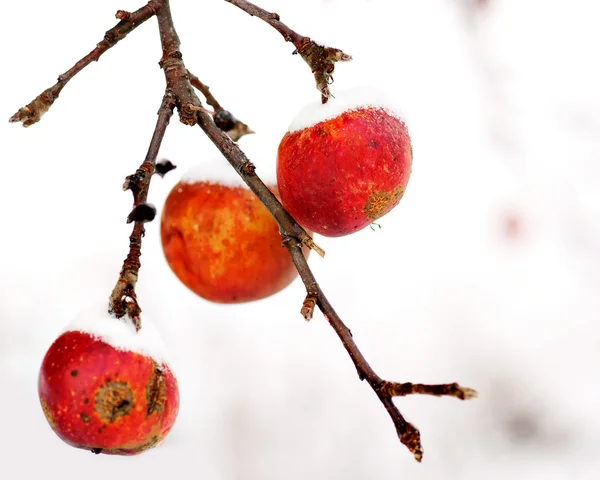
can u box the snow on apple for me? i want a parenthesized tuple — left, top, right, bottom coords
(277, 88, 412, 237)
(38, 303, 179, 455)
(181, 135, 278, 188)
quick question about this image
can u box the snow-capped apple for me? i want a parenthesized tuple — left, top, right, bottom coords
(277, 89, 412, 237)
(38, 304, 179, 455)
(161, 142, 308, 303)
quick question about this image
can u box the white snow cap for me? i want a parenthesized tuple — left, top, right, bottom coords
(64, 302, 172, 365)
(180, 135, 278, 187)
(287, 87, 404, 133)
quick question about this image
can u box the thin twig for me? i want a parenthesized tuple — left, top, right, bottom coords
(187, 71, 223, 111)
(187, 70, 254, 141)
(108, 91, 176, 330)
(224, 0, 352, 103)
(9, 2, 159, 126)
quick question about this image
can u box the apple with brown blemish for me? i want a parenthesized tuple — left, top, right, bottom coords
(161, 160, 309, 303)
(277, 90, 412, 237)
(38, 305, 179, 455)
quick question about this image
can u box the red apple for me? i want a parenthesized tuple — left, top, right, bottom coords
(38, 306, 179, 455)
(161, 170, 308, 303)
(277, 91, 412, 237)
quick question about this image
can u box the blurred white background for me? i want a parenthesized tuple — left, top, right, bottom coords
(1, 0, 600, 478)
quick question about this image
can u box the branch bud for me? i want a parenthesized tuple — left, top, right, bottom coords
(127, 203, 157, 224)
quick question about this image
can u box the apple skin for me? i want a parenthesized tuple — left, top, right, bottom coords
(38, 331, 179, 455)
(161, 181, 307, 303)
(277, 106, 412, 237)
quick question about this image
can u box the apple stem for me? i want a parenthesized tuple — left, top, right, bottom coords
(10, 0, 476, 461)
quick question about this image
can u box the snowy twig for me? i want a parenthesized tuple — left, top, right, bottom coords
(108, 91, 176, 330)
(9, 3, 158, 127)
(224, 0, 352, 103)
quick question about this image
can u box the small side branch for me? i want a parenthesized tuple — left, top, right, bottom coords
(108, 91, 176, 329)
(9, 2, 159, 127)
(382, 382, 478, 400)
(283, 242, 477, 462)
(224, 0, 352, 102)
(187, 71, 254, 141)
(187, 71, 223, 111)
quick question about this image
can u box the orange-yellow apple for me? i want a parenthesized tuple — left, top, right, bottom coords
(161, 155, 307, 303)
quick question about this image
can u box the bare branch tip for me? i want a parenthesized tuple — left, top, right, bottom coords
(10, 102, 48, 127)
(305, 237, 325, 258)
(459, 386, 479, 400)
(301, 294, 317, 321)
(400, 426, 423, 462)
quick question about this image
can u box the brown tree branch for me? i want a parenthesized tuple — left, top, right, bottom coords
(382, 382, 478, 400)
(155, 0, 324, 256)
(108, 91, 176, 330)
(9, 3, 159, 127)
(10, 0, 476, 461)
(153, 2, 475, 459)
(187, 71, 223, 111)
(224, 0, 352, 103)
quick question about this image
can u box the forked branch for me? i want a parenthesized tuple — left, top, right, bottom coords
(10, 0, 476, 461)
